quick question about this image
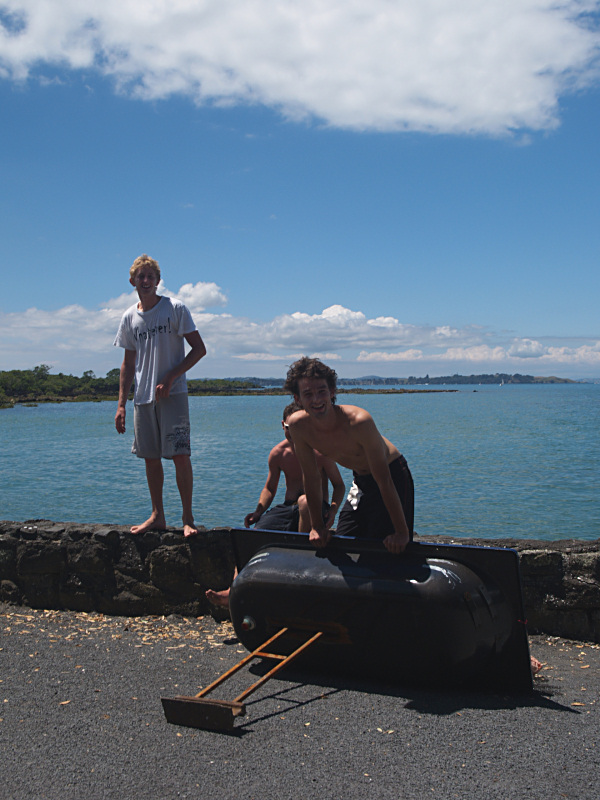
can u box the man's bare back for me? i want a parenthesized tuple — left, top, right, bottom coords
(269, 438, 333, 501)
(268, 439, 306, 502)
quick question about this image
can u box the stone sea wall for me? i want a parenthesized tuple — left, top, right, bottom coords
(0, 521, 235, 620)
(0, 520, 599, 642)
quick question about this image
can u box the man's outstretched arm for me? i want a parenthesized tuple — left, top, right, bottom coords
(244, 455, 281, 527)
(321, 457, 345, 530)
(359, 419, 410, 554)
(290, 425, 328, 546)
(115, 348, 136, 434)
(156, 331, 207, 399)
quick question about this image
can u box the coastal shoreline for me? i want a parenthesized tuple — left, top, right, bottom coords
(1, 386, 457, 408)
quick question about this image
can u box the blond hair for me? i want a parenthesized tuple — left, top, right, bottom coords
(129, 254, 161, 284)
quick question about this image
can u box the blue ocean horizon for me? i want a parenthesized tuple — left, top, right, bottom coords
(1, 383, 599, 541)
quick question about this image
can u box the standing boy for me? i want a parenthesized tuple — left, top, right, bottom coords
(284, 357, 414, 554)
(114, 254, 206, 537)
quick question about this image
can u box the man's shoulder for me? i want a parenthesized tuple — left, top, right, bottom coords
(269, 439, 291, 458)
(338, 404, 371, 423)
(162, 295, 192, 313)
(162, 296, 197, 331)
(335, 405, 378, 439)
(120, 301, 138, 318)
(287, 408, 309, 427)
(156, 295, 175, 310)
(116, 302, 138, 329)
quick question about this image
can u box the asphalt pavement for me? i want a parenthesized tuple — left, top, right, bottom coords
(1, 603, 598, 800)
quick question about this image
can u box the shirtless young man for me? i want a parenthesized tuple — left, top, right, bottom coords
(205, 402, 345, 607)
(245, 401, 345, 533)
(284, 357, 414, 555)
(114, 254, 206, 537)
(283, 359, 545, 676)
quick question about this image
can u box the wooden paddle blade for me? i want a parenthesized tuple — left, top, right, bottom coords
(161, 696, 246, 731)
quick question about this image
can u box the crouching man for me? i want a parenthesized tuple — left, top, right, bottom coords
(284, 357, 414, 554)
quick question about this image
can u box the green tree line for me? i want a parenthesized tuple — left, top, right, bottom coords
(0, 365, 264, 406)
(1, 365, 574, 408)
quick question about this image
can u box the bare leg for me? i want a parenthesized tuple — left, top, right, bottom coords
(297, 494, 311, 533)
(131, 458, 167, 534)
(173, 454, 198, 537)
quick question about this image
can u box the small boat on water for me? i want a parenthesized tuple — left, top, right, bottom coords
(162, 529, 533, 731)
(229, 529, 533, 692)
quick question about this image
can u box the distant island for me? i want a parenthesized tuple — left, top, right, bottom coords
(240, 372, 577, 387)
(0, 365, 579, 407)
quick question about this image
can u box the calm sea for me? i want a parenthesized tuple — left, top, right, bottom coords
(1, 384, 598, 542)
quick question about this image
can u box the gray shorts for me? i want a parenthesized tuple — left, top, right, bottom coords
(132, 393, 191, 460)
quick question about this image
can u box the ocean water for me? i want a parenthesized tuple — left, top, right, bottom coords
(1, 384, 598, 541)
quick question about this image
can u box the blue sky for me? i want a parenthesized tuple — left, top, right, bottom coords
(1, 1, 600, 380)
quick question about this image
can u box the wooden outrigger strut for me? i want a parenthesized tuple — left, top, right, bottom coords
(161, 627, 323, 731)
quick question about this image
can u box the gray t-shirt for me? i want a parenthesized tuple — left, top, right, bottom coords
(113, 296, 197, 405)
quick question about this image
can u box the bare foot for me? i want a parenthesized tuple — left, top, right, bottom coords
(205, 588, 230, 608)
(130, 514, 167, 535)
(531, 656, 543, 675)
(183, 523, 198, 538)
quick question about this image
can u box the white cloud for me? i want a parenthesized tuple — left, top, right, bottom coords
(161, 281, 228, 313)
(358, 350, 425, 362)
(309, 352, 342, 361)
(234, 352, 287, 362)
(237, 305, 482, 353)
(0, 281, 228, 372)
(102, 280, 228, 315)
(438, 345, 509, 363)
(537, 344, 600, 364)
(1, 1, 599, 134)
(508, 338, 547, 358)
(1, 292, 599, 378)
(367, 317, 401, 329)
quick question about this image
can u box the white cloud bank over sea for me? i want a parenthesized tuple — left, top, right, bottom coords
(1, 284, 599, 379)
(1, 0, 599, 135)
